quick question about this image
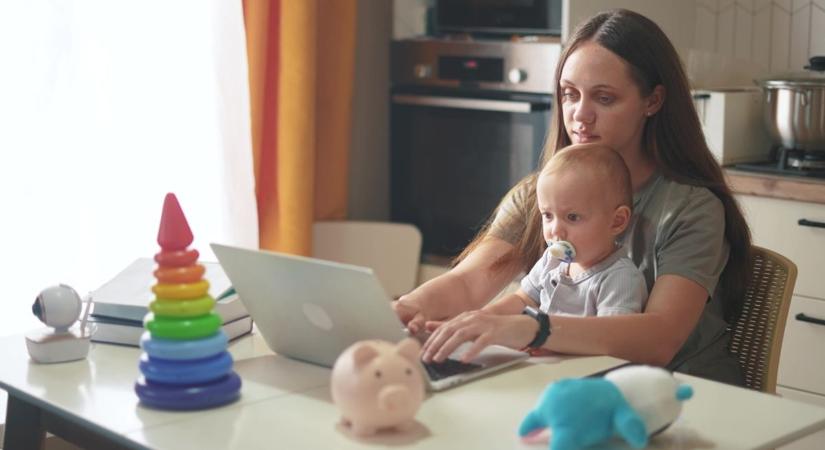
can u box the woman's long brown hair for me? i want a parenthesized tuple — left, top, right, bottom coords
(456, 9, 752, 322)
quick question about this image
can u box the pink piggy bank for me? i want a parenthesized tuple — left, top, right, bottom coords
(331, 338, 425, 436)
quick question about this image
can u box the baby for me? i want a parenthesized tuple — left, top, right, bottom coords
(484, 143, 647, 318)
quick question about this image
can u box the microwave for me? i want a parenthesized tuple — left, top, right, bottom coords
(693, 88, 772, 165)
(435, 0, 562, 36)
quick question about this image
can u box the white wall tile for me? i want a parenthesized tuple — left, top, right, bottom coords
(717, 6, 736, 56)
(775, 0, 793, 11)
(790, 4, 811, 69)
(719, 0, 737, 10)
(771, 3, 792, 71)
(752, 6, 772, 69)
(691, 0, 821, 73)
(811, 5, 825, 58)
(735, 3, 754, 59)
(792, 0, 811, 11)
(696, 5, 718, 51)
(755, 0, 774, 11)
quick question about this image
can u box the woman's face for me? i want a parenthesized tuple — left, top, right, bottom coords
(559, 42, 659, 162)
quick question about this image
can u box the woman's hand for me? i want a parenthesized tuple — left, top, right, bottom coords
(420, 310, 537, 363)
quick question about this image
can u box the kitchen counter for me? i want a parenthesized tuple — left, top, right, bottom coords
(725, 169, 825, 205)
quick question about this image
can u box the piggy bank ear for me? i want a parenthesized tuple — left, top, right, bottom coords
(353, 343, 380, 370)
(395, 337, 421, 362)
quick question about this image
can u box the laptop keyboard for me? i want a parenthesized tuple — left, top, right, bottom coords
(422, 358, 482, 381)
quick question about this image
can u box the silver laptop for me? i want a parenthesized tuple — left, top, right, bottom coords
(211, 243, 528, 391)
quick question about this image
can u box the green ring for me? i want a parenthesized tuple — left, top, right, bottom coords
(145, 312, 221, 340)
(150, 295, 215, 318)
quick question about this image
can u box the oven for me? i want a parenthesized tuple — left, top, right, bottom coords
(390, 38, 561, 257)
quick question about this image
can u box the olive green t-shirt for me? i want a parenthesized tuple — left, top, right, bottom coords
(489, 172, 744, 385)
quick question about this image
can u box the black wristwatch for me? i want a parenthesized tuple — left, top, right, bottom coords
(521, 306, 551, 350)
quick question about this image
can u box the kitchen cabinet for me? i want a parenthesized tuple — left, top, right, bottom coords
(737, 194, 825, 450)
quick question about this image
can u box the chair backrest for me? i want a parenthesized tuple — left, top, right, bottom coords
(728, 245, 797, 393)
(311, 221, 422, 299)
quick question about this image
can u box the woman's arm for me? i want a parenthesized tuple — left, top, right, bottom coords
(482, 290, 535, 315)
(422, 274, 707, 366)
(543, 274, 707, 365)
(393, 237, 522, 333)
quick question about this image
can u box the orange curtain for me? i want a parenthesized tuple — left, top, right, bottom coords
(244, 0, 356, 255)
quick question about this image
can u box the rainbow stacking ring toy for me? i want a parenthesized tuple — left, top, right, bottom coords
(134, 193, 242, 410)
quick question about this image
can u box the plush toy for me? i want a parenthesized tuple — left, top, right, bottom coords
(519, 365, 693, 450)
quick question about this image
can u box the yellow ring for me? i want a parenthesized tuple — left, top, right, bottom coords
(150, 295, 215, 318)
(152, 280, 210, 299)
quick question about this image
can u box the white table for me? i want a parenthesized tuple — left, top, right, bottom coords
(2, 331, 825, 450)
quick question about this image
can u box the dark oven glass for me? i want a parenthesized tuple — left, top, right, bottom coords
(391, 88, 551, 257)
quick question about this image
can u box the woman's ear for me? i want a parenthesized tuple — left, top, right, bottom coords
(646, 85, 666, 116)
(611, 205, 632, 235)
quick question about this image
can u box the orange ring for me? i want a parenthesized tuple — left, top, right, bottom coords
(154, 264, 205, 284)
(154, 249, 199, 267)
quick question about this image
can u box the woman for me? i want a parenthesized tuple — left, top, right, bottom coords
(393, 9, 751, 385)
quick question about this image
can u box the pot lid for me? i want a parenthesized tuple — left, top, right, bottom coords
(756, 56, 825, 87)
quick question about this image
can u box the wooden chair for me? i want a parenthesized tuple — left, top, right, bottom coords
(311, 221, 422, 299)
(728, 246, 797, 393)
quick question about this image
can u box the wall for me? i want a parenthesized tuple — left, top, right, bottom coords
(694, 0, 825, 76)
(393, 0, 432, 40)
(563, 0, 697, 58)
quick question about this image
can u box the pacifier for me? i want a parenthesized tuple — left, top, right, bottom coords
(548, 240, 576, 263)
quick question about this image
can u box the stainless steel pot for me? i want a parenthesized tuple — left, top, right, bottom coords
(756, 56, 825, 151)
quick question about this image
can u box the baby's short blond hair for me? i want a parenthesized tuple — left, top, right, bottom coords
(540, 143, 633, 209)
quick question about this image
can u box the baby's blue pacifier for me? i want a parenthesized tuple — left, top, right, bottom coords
(548, 240, 576, 263)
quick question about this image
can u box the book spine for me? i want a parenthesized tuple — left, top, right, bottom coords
(91, 316, 252, 347)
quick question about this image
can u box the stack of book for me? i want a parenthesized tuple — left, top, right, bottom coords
(88, 258, 252, 346)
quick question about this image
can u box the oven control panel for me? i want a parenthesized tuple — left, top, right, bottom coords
(392, 38, 560, 94)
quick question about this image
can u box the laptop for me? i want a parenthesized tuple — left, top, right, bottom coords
(211, 243, 529, 391)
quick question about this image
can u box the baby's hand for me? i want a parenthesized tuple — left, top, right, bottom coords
(404, 325, 432, 344)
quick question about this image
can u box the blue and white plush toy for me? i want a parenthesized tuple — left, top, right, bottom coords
(519, 365, 694, 450)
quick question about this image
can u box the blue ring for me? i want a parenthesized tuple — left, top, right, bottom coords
(135, 372, 242, 411)
(139, 351, 233, 385)
(140, 331, 228, 360)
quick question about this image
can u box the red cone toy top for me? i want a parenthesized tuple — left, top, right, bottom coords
(157, 193, 194, 251)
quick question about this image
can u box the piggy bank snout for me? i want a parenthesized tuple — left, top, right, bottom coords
(379, 384, 415, 412)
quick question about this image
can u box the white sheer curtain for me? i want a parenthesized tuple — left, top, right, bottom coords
(0, 1, 258, 337)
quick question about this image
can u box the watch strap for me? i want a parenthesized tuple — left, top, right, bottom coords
(521, 306, 551, 349)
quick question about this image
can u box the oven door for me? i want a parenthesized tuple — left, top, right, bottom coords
(390, 87, 552, 257)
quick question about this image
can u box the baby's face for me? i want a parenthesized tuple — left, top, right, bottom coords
(536, 169, 622, 267)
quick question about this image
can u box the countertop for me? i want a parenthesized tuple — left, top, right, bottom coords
(725, 169, 825, 205)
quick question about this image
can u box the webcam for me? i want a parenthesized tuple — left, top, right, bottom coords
(25, 284, 93, 363)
